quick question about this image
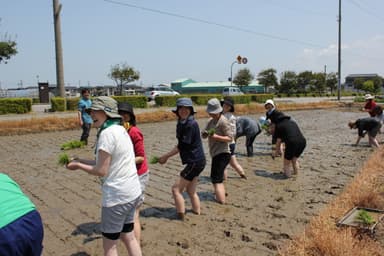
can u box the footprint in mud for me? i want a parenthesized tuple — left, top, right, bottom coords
(262, 241, 278, 251)
(241, 234, 252, 242)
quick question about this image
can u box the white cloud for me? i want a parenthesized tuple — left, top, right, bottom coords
(296, 35, 384, 76)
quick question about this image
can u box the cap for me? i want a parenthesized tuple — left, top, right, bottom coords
(206, 98, 223, 114)
(264, 99, 275, 108)
(87, 96, 121, 119)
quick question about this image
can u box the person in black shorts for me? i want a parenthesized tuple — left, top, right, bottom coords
(271, 112, 306, 178)
(348, 117, 381, 148)
(159, 98, 206, 220)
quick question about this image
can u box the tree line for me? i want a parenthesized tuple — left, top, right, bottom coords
(232, 67, 383, 95)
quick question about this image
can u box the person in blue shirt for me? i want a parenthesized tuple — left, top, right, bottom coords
(78, 89, 92, 145)
(159, 98, 206, 220)
(0, 173, 44, 256)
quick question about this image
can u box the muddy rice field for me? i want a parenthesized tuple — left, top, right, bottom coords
(0, 108, 375, 255)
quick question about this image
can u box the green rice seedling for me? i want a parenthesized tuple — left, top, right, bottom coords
(60, 140, 85, 150)
(58, 153, 70, 165)
(207, 128, 216, 136)
(356, 209, 375, 225)
(149, 156, 159, 164)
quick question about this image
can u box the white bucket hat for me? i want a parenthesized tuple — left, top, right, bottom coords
(364, 94, 374, 100)
(206, 98, 223, 114)
(264, 99, 275, 108)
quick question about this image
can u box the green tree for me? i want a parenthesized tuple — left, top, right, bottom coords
(362, 80, 375, 93)
(257, 68, 278, 93)
(311, 72, 326, 95)
(372, 76, 383, 94)
(326, 72, 338, 94)
(0, 41, 17, 64)
(353, 78, 365, 91)
(0, 21, 18, 64)
(279, 71, 297, 94)
(297, 71, 313, 94)
(108, 63, 140, 95)
(233, 68, 254, 88)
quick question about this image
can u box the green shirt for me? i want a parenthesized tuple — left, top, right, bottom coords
(0, 173, 36, 229)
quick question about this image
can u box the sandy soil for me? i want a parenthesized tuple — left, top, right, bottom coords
(0, 108, 375, 255)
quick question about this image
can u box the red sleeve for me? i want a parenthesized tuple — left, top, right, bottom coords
(128, 127, 145, 157)
(128, 126, 148, 175)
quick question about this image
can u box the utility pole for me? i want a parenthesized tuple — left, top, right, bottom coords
(324, 64, 327, 93)
(53, 0, 65, 97)
(337, 0, 341, 100)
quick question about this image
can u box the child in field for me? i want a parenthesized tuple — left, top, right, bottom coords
(221, 97, 247, 179)
(66, 96, 142, 256)
(348, 117, 381, 148)
(202, 98, 232, 204)
(158, 98, 206, 220)
(118, 102, 149, 246)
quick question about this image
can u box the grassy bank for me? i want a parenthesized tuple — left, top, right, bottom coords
(279, 148, 384, 255)
(0, 101, 342, 136)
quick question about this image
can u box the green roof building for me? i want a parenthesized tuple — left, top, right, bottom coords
(171, 78, 265, 94)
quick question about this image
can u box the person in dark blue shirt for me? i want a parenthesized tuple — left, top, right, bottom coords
(159, 98, 206, 220)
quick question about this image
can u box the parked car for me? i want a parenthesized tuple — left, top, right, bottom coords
(144, 85, 180, 101)
(222, 87, 244, 96)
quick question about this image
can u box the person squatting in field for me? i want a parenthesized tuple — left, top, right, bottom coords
(66, 96, 142, 256)
(348, 117, 381, 148)
(158, 98, 206, 220)
(270, 111, 307, 178)
(235, 116, 262, 157)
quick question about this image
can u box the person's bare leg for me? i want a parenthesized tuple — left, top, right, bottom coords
(120, 231, 142, 256)
(186, 177, 201, 214)
(134, 208, 141, 247)
(172, 178, 188, 220)
(283, 158, 292, 177)
(292, 157, 299, 175)
(103, 237, 118, 256)
(213, 183, 226, 204)
(369, 136, 380, 148)
(229, 156, 246, 178)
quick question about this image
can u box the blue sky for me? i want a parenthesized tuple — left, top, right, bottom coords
(1, 0, 383, 89)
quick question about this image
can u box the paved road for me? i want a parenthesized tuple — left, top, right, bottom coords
(0, 96, 355, 122)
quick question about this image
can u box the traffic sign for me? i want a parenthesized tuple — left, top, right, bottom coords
(237, 55, 242, 64)
(242, 57, 248, 64)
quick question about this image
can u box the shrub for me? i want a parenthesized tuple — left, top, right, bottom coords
(0, 98, 32, 114)
(51, 97, 66, 112)
(113, 96, 148, 108)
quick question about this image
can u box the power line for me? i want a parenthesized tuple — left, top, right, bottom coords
(103, 0, 384, 62)
(103, 0, 324, 48)
(347, 0, 384, 23)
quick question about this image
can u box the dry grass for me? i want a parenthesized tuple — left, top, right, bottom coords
(279, 149, 384, 256)
(0, 101, 342, 136)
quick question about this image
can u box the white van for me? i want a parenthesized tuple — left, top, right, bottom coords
(222, 87, 244, 96)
